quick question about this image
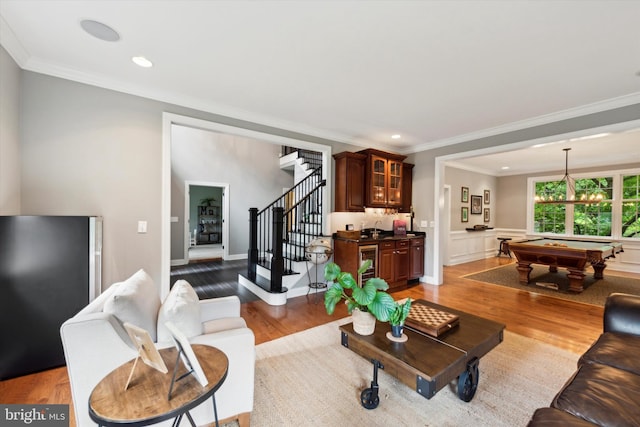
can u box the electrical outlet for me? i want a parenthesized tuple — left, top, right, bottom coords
(420, 220, 428, 228)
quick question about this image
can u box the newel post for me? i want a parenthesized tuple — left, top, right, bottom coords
(248, 208, 258, 281)
(271, 207, 284, 293)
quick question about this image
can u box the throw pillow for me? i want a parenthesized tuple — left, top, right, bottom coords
(103, 269, 161, 341)
(156, 280, 202, 342)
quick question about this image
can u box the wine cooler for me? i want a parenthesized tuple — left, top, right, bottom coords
(358, 244, 378, 286)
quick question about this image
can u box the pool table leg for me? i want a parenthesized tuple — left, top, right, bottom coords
(566, 269, 586, 293)
(516, 262, 533, 284)
(591, 261, 606, 280)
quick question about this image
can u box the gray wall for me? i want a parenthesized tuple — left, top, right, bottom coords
(19, 72, 165, 287)
(495, 174, 528, 229)
(0, 46, 21, 214)
(171, 125, 294, 258)
(445, 167, 496, 231)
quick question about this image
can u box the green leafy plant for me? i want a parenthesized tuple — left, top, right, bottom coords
(388, 298, 412, 326)
(324, 260, 396, 321)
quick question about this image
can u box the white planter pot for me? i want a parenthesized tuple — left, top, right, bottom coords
(352, 308, 376, 335)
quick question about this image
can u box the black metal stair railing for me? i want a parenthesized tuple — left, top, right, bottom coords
(281, 146, 323, 171)
(248, 166, 326, 293)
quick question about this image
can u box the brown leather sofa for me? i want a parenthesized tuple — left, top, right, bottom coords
(527, 293, 640, 426)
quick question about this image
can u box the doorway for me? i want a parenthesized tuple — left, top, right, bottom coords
(184, 181, 229, 262)
(162, 112, 333, 300)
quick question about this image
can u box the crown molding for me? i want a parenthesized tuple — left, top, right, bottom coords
(0, 15, 30, 66)
(10, 52, 363, 148)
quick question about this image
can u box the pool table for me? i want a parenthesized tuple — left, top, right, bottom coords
(504, 238, 623, 293)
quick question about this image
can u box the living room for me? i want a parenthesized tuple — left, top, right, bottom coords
(1, 1, 640, 426)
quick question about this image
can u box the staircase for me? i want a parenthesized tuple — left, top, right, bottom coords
(239, 148, 327, 305)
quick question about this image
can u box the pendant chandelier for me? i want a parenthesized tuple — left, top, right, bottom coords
(534, 148, 604, 205)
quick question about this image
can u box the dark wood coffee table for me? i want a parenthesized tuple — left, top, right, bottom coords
(339, 299, 505, 408)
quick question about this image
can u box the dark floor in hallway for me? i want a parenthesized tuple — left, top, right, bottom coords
(170, 259, 260, 303)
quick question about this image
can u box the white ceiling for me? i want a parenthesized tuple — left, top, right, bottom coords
(1, 0, 639, 174)
(446, 127, 640, 176)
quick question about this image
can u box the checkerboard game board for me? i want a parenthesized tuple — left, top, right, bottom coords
(405, 301, 460, 337)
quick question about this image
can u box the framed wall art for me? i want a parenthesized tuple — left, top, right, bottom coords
(461, 207, 469, 222)
(461, 187, 469, 203)
(484, 208, 490, 223)
(484, 190, 490, 204)
(471, 195, 482, 214)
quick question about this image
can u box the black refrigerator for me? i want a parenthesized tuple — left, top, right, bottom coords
(0, 216, 102, 379)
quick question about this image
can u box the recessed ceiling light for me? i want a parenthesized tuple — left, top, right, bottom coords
(132, 56, 153, 68)
(80, 19, 120, 42)
(501, 166, 510, 170)
(391, 134, 401, 139)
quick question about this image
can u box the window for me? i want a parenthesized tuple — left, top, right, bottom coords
(534, 202, 566, 234)
(534, 180, 567, 233)
(622, 174, 640, 238)
(530, 171, 640, 240)
(573, 176, 613, 237)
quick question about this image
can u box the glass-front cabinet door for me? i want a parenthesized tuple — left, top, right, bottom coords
(361, 149, 407, 208)
(387, 160, 403, 206)
(370, 155, 387, 205)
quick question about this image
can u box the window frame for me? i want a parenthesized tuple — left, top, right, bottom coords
(527, 167, 640, 241)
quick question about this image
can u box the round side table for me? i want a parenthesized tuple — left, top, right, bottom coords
(89, 345, 228, 427)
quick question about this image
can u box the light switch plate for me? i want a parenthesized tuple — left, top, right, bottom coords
(137, 221, 147, 233)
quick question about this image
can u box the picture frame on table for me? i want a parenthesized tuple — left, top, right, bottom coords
(484, 208, 490, 223)
(165, 322, 208, 387)
(484, 190, 490, 204)
(461, 187, 469, 203)
(471, 195, 482, 214)
(461, 207, 469, 223)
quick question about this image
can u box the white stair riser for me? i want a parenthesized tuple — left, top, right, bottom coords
(257, 261, 323, 289)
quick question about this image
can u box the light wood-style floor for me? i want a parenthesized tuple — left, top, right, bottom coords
(2, 257, 637, 426)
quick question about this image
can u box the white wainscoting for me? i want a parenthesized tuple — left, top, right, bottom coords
(606, 242, 640, 273)
(446, 228, 640, 275)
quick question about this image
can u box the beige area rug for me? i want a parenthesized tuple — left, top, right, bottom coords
(463, 263, 640, 306)
(246, 318, 578, 427)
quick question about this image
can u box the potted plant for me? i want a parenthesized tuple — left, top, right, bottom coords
(200, 197, 216, 206)
(324, 260, 395, 335)
(388, 298, 412, 338)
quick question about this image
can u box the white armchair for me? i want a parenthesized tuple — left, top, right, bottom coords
(60, 270, 254, 427)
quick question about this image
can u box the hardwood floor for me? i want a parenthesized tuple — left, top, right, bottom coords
(171, 259, 259, 303)
(2, 256, 635, 426)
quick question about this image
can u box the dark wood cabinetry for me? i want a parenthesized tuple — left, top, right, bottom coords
(378, 239, 409, 288)
(333, 152, 366, 212)
(409, 238, 425, 280)
(333, 236, 424, 290)
(333, 149, 411, 212)
(401, 162, 414, 213)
